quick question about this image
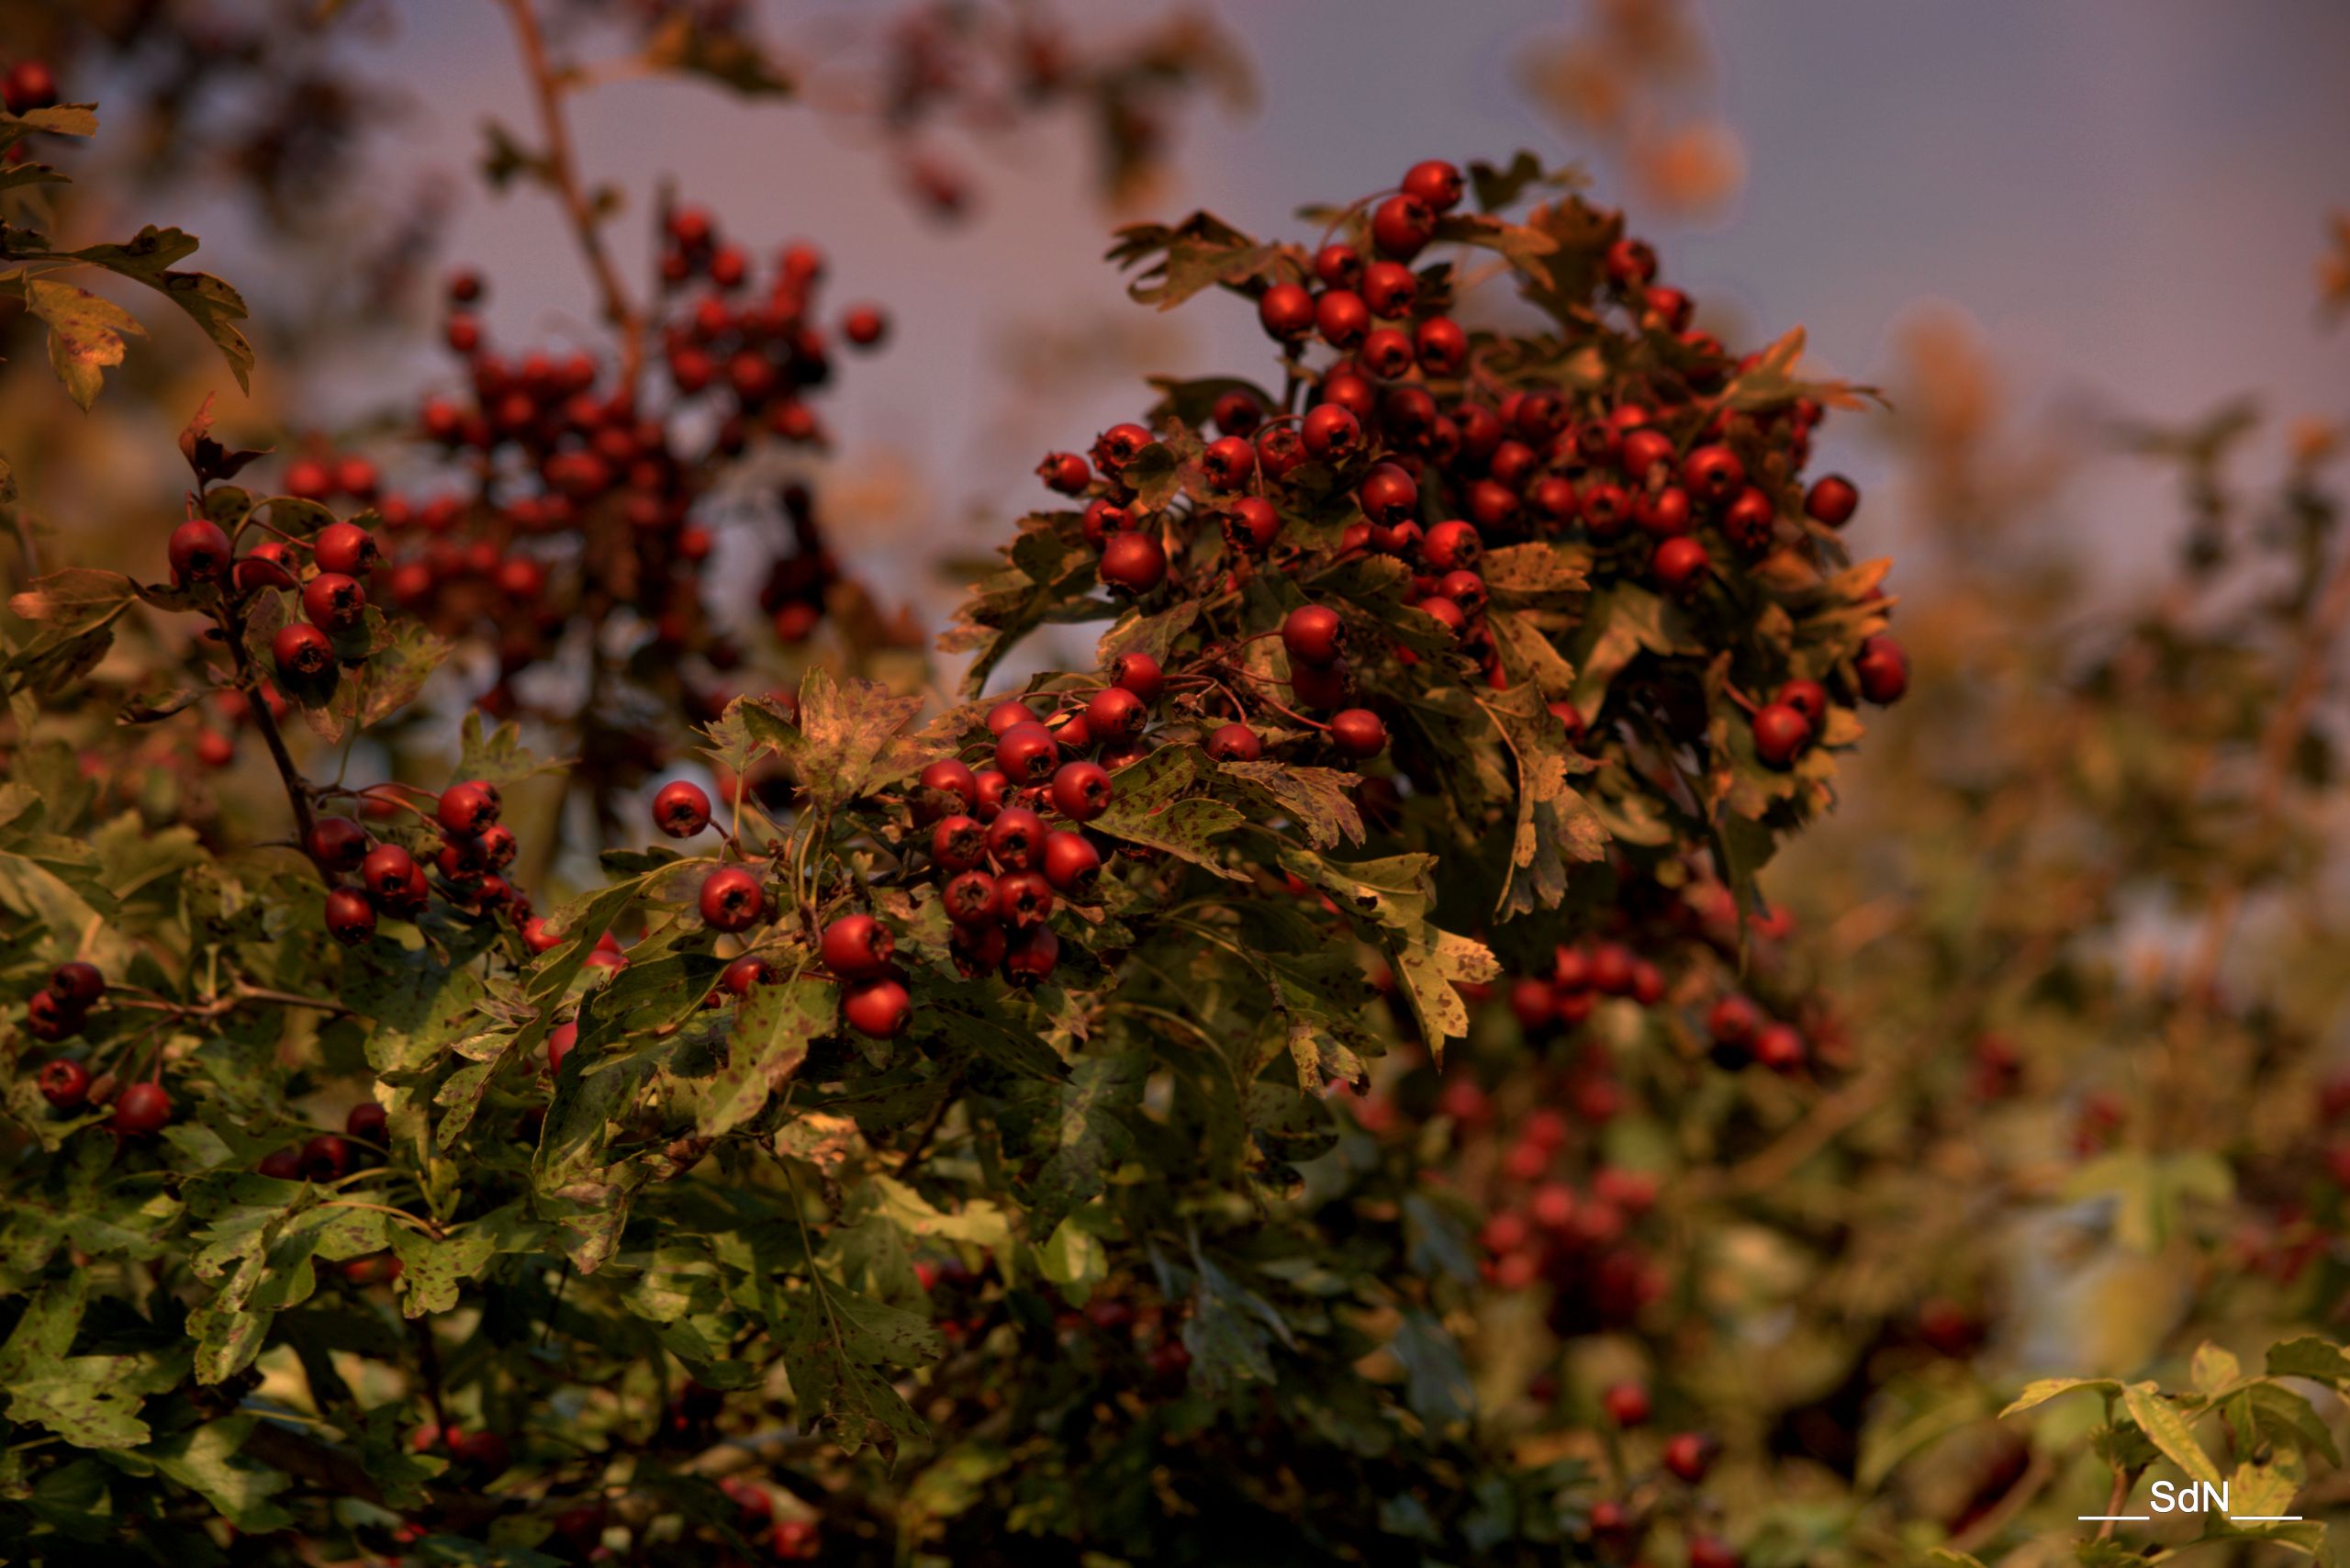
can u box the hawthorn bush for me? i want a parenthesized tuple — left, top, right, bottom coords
(6, 26, 2349, 1568)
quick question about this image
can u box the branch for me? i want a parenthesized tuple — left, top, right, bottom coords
(221, 600, 330, 886)
(498, 0, 646, 386)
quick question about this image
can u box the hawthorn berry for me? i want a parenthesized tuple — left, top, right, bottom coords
(995, 722, 1059, 785)
(654, 780, 713, 837)
(1681, 443, 1745, 505)
(699, 866, 767, 932)
(1722, 487, 1776, 552)
(301, 571, 367, 633)
(1205, 722, 1261, 763)
(314, 521, 380, 576)
(1359, 328, 1415, 379)
(39, 1058, 91, 1111)
(1751, 702, 1812, 768)
(168, 519, 233, 586)
(1370, 195, 1435, 260)
(1111, 652, 1164, 704)
(917, 759, 979, 819)
(1662, 1432, 1717, 1484)
(235, 541, 299, 592)
(360, 843, 417, 901)
(1049, 760, 1113, 822)
(1413, 317, 1467, 375)
(1003, 924, 1059, 984)
(1301, 404, 1361, 462)
(1401, 158, 1464, 212)
(1257, 282, 1315, 341)
(1619, 427, 1677, 480)
(1361, 260, 1417, 319)
(1357, 463, 1418, 526)
(1652, 536, 1710, 594)
(1422, 520, 1482, 572)
(950, 923, 1009, 977)
(1314, 289, 1370, 350)
(1312, 243, 1361, 288)
(346, 1101, 388, 1143)
(1036, 452, 1091, 495)
(1774, 678, 1829, 725)
(1282, 605, 1346, 666)
(1329, 709, 1387, 760)
(1753, 1023, 1807, 1074)
(272, 622, 335, 681)
(1417, 595, 1466, 635)
(112, 1081, 173, 1137)
(971, 768, 1013, 820)
(309, 816, 371, 872)
(1042, 831, 1102, 895)
(546, 1022, 578, 1074)
(302, 1134, 353, 1182)
(1291, 660, 1349, 710)
(436, 779, 501, 834)
(996, 870, 1054, 926)
(721, 956, 773, 997)
(1099, 532, 1167, 594)
(987, 806, 1046, 869)
(1083, 686, 1147, 744)
(843, 305, 889, 347)
(1856, 636, 1909, 703)
(1602, 1382, 1651, 1428)
(933, 814, 989, 873)
(943, 870, 1000, 926)
(4, 60, 59, 114)
(1202, 436, 1255, 490)
(1805, 474, 1859, 526)
(821, 913, 895, 980)
(50, 961, 104, 1009)
(986, 699, 1039, 736)
(842, 978, 911, 1039)
(325, 888, 378, 945)
(1091, 423, 1152, 478)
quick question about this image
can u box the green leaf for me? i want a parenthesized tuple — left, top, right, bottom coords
(641, 11, 795, 95)
(1999, 1377, 2120, 1418)
(455, 709, 565, 789)
(60, 225, 253, 391)
(699, 974, 832, 1139)
(140, 1417, 293, 1532)
(1217, 759, 1363, 849)
(1475, 682, 1606, 918)
(2120, 1382, 2221, 1487)
(389, 1226, 498, 1318)
(1106, 211, 1286, 310)
(2266, 1336, 2350, 1388)
(1091, 745, 1246, 875)
(778, 1281, 942, 1464)
(1466, 151, 1583, 212)
(793, 666, 929, 809)
(7, 567, 140, 634)
(23, 276, 142, 409)
(2238, 1380, 2341, 1465)
(1001, 1050, 1147, 1232)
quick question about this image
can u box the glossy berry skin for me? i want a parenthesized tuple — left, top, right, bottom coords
(1036, 453, 1091, 495)
(1414, 317, 1466, 375)
(521, 917, 563, 954)
(1205, 723, 1261, 763)
(1751, 703, 1813, 768)
(112, 1081, 173, 1137)
(1091, 423, 1152, 478)
(346, 1101, 389, 1142)
(1049, 761, 1113, 822)
(1774, 678, 1830, 725)
(1662, 1432, 1716, 1484)
(1805, 474, 1859, 526)
(843, 978, 912, 1040)
(986, 699, 1039, 737)
(235, 542, 299, 592)
(1602, 1382, 1651, 1428)
(1438, 570, 1487, 617)
(1856, 636, 1909, 704)
(1400, 158, 1464, 211)
(1111, 652, 1164, 705)
(1042, 831, 1102, 895)
(1753, 1023, 1807, 1074)
(1313, 243, 1362, 288)
(1421, 520, 1482, 572)
(1329, 708, 1387, 760)
(1361, 260, 1417, 318)
(822, 913, 895, 980)
(313, 521, 380, 576)
(654, 780, 712, 836)
(1004, 924, 1059, 984)
(309, 816, 371, 873)
(272, 622, 335, 680)
(995, 722, 1059, 786)
(995, 870, 1055, 927)
(1370, 195, 1435, 260)
(1722, 486, 1776, 552)
(168, 519, 233, 585)
(721, 956, 773, 997)
(986, 806, 1046, 870)
(1681, 443, 1746, 505)
(1202, 436, 1255, 490)
(971, 769, 1013, 821)
(1707, 994, 1761, 1049)
(1652, 536, 1710, 594)
(932, 814, 988, 873)
(324, 888, 378, 946)
(1314, 289, 1370, 350)
(436, 779, 500, 834)
(302, 572, 368, 633)
(360, 843, 417, 901)
(916, 758, 979, 817)
(1223, 496, 1282, 553)
(1357, 463, 1417, 526)
(1300, 403, 1360, 462)
(50, 961, 104, 1008)
(302, 1134, 353, 1182)
(1098, 532, 1167, 594)
(951, 923, 1009, 976)
(546, 1022, 578, 1074)
(1257, 282, 1315, 342)
(39, 1058, 91, 1111)
(1619, 427, 1677, 480)
(699, 866, 766, 933)
(1417, 595, 1466, 636)
(942, 870, 1000, 927)
(1290, 660, 1349, 711)
(1083, 686, 1147, 743)
(1282, 605, 1346, 666)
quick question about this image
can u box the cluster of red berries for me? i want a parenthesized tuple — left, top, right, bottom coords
(315, 778, 532, 947)
(163, 503, 384, 695)
(28, 964, 182, 1137)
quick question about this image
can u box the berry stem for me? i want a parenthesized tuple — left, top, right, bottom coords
(220, 599, 331, 885)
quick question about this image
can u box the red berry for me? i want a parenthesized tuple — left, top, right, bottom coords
(1681, 444, 1745, 504)
(1290, 660, 1349, 711)
(1652, 537, 1710, 594)
(1111, 653, 1164, 705)
(1282, 605, 1346, 666)
(1049, 760, 1113, 822)
(1774, 679, 1829, 725)
(1359, 327, 1415, 379)
(933, 814, 989, 872)
(1370, 195, 1436, 260)
(1413, 317, 1467, 375)
(1205, 723, 1260, 763)
(360, 842, 416, 901)
(168, 519, 233, 586)
(986, 699, 1039, 737)
(1301, 404, 1360, 462)
(1753, 1023, 1807, 1073)
(1329, 709, 1386, 760)
(1361, 261, 1417, 319)
(1084, 686, 1147, 743)
(1202, 436, 1255, 490)
(1689, 1538, 1740, 1568)
(1421, 520, 1482, 572)
(1357, 463, 1417, 526)
(1099, 532, 1167, 595)
(1602, 1382, 1651, 1427)
(1417, 595, 1466, 635)
(1003, 924, 1059, 984)
(1805, 474, 1859, 527)
(1036, 452, 1091, 496)
(1438, 570, 1486, 617)
(995, 722, 1059, 785)
(308, 817, 371, 873)
(699, 866, 766, 933)
(1257, 282, 1315, 342)
(654, 780, 712, 837)
(39, 1058, 91, 1111)
(843, 306, 889, 348)
(1313, 243, 1362, 289)
(50, 961, 104, 1008)
(1707, 995, 1761, 1050)
(1856, 636, 1908, 704)
(986, 806, 1046, 870)
(1751, 703, 1812, 768)
(436, 779, 500, 834)
(971, 768, 1013, 821)
(1662, 1432, 1715, 1483)
(1042, 831, 1101, 895)
(1635, 486, 1693, 539)
(1605, 237, 1658, 288)
(843, 978, 911, 1039)
(917, 758, 979, 818)
(1315, 289, 1371, 350)
(314, 521, 379, 576)
(1400, 159, 1464, 212)
(346, 1101, 389, 1142)
(942, 869, 1000, 926)
(1211, 389, 1263, 436)
(1091, 422, 1152, 479)
(301, 572, 367, 633)
(822, 913, 895, 980)
(112, 1081, 173, 1137)
(302, 1134, 352, 1182)
(325, 888, 378, 945)
(721, 956, 772, 996)
(26, 989, 80, 1042)
(4, 61, 60, 114)
(1223, 496, 1282, 553)
(1722, 487, 1776, 553)
(995, 869, 1055, 927)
